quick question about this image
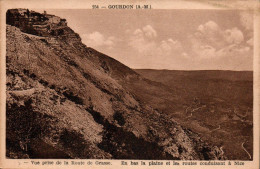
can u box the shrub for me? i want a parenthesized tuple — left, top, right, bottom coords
(113, 111, 125, 126)
(6, 99, 52, 154)
(59, 129, 91, 158)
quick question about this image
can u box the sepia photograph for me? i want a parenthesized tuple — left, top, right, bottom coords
(1, 1, 259, 168)
(4, 8, 254, 161)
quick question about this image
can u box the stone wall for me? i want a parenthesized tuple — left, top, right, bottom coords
(7, 9, 67, 37)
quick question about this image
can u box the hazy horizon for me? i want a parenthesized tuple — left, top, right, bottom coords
(134, 68, 253, 71)
(33, 9, 254, 71)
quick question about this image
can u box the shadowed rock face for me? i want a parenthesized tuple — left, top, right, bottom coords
(6, 9, 226, 160)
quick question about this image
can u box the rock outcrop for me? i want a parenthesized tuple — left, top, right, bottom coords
(6, 9, 226, 160)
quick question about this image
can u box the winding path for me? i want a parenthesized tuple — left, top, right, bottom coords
(187, 105, 206, 118)
(219, 146, 224, 156)
(242, 142, 252, 160)
(210, 125, 221, 132)
(234, 108, 248, 118)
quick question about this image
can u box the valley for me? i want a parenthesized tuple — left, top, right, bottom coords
(135, 69, 253, 160)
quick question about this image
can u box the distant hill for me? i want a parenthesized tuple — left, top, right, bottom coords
(135, 69, 253, 82)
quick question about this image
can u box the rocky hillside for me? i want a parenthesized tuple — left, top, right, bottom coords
(6, 9, 226, 160)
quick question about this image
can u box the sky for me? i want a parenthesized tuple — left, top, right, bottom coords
(44, 9, 253, 70)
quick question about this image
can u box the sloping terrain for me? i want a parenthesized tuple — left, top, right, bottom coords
(6, 10, 226, 160)
(135, 69, 253, 160)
